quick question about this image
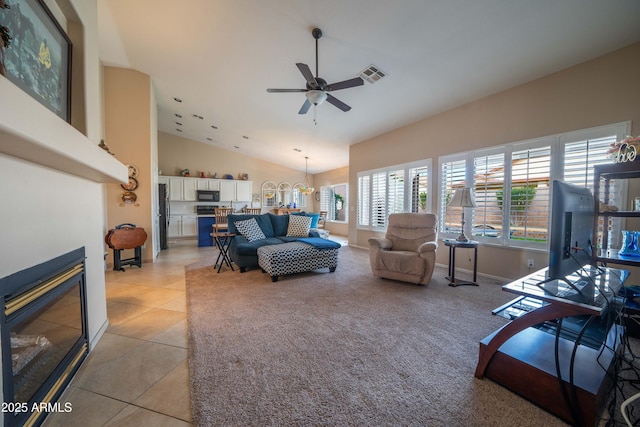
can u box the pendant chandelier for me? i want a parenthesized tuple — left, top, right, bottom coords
(300, 156, 315, 195)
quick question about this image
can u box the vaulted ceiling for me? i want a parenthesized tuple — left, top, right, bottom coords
(98, 0, 640, 173)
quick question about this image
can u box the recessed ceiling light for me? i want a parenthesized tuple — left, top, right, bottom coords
(176, 122, 182, 126)
(293, 148, 302, 152)
(175, 113, 183, 118)
(206, 137, 213, 141)
(234, 145, 240, 149)
(242, 136, 249, 140)
(192, 114, 204, 120)
(176, 128, 182, 132)
(174, 97, 182, 102)
(211, 125, 218, 129)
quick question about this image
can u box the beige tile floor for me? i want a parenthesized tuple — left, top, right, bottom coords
(44, 240, 213, 427)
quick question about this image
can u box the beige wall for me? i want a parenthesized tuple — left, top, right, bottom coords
(158, 132, 314, 209)
(314, 166, 349, 236)
(350, 43, 640, 280)
(104, 67, 154, 263)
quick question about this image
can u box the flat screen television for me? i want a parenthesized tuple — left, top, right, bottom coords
(547, 180, 595, 280)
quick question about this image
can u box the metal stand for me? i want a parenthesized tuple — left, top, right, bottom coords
(444, 239, 479, 287)
(112, 246, 142, 272)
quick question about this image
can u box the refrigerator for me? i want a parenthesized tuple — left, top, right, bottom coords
(159, 183, 169, 250)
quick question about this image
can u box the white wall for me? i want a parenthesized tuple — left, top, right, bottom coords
(0, 0, 116, 419)
(0, 155, 109, 342)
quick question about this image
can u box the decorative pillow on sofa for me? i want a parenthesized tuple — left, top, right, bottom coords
(234, 218, 266, 242)
(291, 211, 321, 228)
(286, 215, 312, 237)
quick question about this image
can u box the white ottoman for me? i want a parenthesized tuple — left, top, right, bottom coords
(257, 241, 339, 282)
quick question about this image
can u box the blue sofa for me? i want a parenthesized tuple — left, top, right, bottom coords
(227, 213, 320, 272)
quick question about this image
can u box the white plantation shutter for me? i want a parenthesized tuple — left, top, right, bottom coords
(473, 152, 505, 239)
(358, 175, 370, 226)
(563, 135, 622, 249)
(563, 136, 613, 187)
(439, 158, 467, 234)
(509, 145, 551, 243)
(371, 172, 387, 227)
(435, 123, 629, 248)
(357, 160, 432, 229)
(409, 165, 429, 213)
(320, 186, 333, 218)
(387, 169, 405, 215)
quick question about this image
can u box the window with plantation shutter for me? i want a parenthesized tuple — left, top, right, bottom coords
(387, 169, 405, 215)
(357, 159, 432, 229)
(473, 151, 505, 239)
(563, 135, 623, 250)
(439, 157, 467, 235)
(320, 186, 333, 216)
(320, 184, 348, 222)
(409, 166, 429, 213)
(358, 175, 370, 226)
(509, 144, 551, 244)
(436, 122, 630, 249)
(371, 172, 387, 227)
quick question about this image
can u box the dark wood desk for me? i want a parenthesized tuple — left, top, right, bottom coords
(443, 239, 478, 287)
(476, 266, 628, 425)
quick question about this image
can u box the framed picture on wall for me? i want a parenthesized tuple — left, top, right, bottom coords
(0, 0, 72, 122)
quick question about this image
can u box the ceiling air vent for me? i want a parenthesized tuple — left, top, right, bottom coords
(359, 64, 386, 84)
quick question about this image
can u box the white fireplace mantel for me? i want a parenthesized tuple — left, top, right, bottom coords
(0, 77, 127, 183)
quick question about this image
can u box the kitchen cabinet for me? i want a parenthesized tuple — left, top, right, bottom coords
(168, 177, 197, 201)
(182, 215, 197, 236)
(197, 216, 216, 247)
(161, 176, 251, 202)
(168, 215, 182, 237)
(219, 180, 235, 201)
(168, 214, 197, 237)
(196, 179, 220, 191)
(236, 181, 252, 201)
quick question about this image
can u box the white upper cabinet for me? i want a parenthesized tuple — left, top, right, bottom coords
(168, 177, 197, 201)
(162, 176, 251, 202)
(236, 181, 252, 202)
(219, 180, 235, 202)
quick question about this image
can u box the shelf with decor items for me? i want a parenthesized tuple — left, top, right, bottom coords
(592, 161, 640, 267)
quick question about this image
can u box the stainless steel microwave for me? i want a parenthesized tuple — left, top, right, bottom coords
(197, 190, 220, 202)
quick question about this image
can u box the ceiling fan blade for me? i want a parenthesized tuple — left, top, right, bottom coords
(298, 99, 312, 114)
(326, 94, 351, 112)
(296, 63, 319, 88)
(327, 77, 364, 91)
(267, 89, 307, 93)
(267, 88, 307, 93)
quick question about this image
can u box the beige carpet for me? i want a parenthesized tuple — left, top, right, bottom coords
(186, 246, 577, 426)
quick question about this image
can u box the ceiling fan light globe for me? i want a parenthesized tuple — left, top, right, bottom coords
(306, 90, 327, 106)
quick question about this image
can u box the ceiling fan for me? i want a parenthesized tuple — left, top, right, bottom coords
(267, 28, 364, 114)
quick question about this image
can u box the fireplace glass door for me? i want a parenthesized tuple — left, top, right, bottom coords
(9, 282, 83, 404)
(1, 247, 88, 426)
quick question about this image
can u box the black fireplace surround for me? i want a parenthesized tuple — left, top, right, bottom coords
(0, 248, 88, 427)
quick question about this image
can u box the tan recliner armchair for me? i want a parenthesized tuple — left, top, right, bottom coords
(368, 213, 438, 285)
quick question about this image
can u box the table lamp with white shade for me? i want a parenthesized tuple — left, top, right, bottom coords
(448, 187, 477, 242)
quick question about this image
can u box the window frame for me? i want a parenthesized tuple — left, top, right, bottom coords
(437, 121, 631, 250)
(357, 158, 433, 231)
(320, 183, 349, 223)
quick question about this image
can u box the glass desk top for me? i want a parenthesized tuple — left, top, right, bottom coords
(502, 265, 629, 315)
